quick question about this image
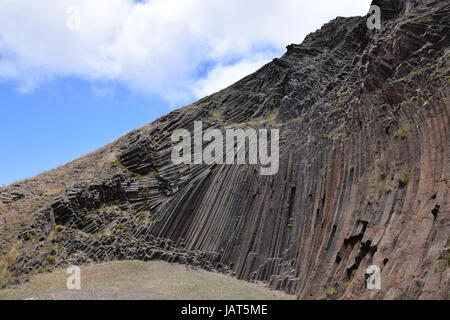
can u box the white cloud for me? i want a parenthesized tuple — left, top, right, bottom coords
(193, 53, 275, 98)
(0, 0, 372, 106)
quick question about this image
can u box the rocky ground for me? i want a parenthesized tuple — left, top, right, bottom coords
(0, 0, 449, 299)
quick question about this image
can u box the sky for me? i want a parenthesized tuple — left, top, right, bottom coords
(0, 0, 372, 186)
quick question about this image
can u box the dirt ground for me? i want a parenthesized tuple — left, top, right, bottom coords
(0, 260, 295, 300)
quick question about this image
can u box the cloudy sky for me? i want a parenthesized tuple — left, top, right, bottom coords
(0, 0, 372, 185)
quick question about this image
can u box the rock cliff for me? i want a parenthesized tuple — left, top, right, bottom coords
(0, 0, 448, 299)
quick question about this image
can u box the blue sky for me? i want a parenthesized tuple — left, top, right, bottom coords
(0, 78, 166, 185)
(0, 0, 371, 185)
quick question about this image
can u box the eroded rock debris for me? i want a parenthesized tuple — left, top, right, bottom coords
(0, 0, 448, 299)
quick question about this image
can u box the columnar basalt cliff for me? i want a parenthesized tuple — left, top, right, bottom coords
(0, 0, 448, 299)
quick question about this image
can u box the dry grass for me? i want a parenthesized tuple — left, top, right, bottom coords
(0, 241, 23, 289)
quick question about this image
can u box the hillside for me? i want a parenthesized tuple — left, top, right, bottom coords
(1, 0, 449, 299)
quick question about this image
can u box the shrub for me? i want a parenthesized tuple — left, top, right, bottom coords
(394, 125, 412, 139)
(323, 287, 336, 299)
(141, 187, 150, 198)
(111, 160, 120, 168)
(139, 211, 149, 219)
(398, 171, 409, 187)
(46, 256, 57, 263)
(382, 185, 392, 193)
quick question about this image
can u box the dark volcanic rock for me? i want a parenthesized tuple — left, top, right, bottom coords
(1, 0, 449, 299)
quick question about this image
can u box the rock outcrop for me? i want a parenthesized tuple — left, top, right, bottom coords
(1, 0, 448, 299)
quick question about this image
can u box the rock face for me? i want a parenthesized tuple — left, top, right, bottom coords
(0, 0, 448, 299)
